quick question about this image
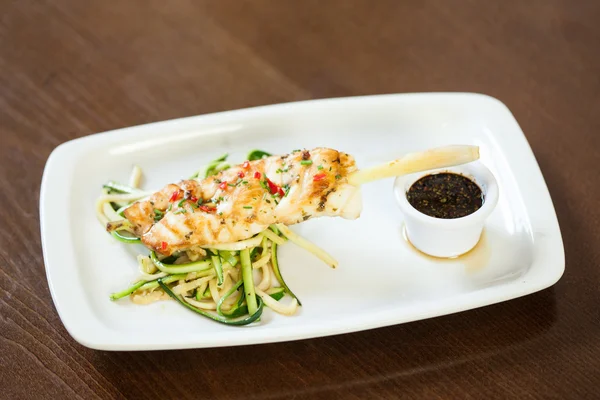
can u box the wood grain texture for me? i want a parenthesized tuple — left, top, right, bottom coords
(1, 0, 599, 399)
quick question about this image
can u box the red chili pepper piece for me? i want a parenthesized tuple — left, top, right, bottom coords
(278, 187, 285, 197)
(266, 178, 279, 195)
(242, 161, 250, 169)
(199, 205, 216, 213)
(219, 181, 228, 190)
(169, 190, 180, 202)
(237, 171, 245, 178)
(313, 173, 327, 181)
(254, 171, 261, 179)
(161, 241, 167, 251)
(189, 195, 198, 203)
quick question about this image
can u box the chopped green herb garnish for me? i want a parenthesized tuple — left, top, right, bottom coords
(300, 160, 313, 166)
(241, 180, 248, 185)
(153, 209, 164, 222)
(276, 168, 283, 174)
(167, 203, 173, 212)
(177, 199, 186, 207)
(174, 209, 186, 215)
(317, 165, 323, 170)
(228, 183, 237, 187)
(292, 149, 301, 153)
(335, 174, 341, 180)
(243, 206, 252, 209)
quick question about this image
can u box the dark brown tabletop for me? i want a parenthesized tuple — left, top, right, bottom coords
(2, 1, 599, 399)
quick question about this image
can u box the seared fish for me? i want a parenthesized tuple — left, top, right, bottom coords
(122, 148, 362, 255)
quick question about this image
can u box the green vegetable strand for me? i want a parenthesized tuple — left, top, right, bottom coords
(240, 248, 259, 315)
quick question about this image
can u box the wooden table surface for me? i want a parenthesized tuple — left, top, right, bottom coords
(2, 1, 599, 399)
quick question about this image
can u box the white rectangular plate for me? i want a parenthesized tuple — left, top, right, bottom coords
(40, 93, 564, 350)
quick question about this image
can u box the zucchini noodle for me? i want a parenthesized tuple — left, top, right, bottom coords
(256, 288, 298, 316)
(138, 271, 168, 282)
(96, 191, 151, 225)
(276, 224, 339, 269)
(204, 234, 264, 251)
(128, 165, 142, 188)
(256, 263, 272, 291)
(99, 154, 336, 326)
(252, 254, 271, 269)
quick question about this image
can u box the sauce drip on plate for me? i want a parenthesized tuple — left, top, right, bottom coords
(407, 173, 483, 219)
(400, 225, 489, 273)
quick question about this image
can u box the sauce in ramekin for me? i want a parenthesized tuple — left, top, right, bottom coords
(406, 173, 483, 219)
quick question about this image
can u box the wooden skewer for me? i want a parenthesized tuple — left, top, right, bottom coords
(348, 145, 480, 186)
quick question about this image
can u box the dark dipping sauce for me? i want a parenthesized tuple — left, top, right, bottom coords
(406, 173, 484, 219)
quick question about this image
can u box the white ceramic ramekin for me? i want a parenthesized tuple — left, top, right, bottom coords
(394, 161, 499, 258)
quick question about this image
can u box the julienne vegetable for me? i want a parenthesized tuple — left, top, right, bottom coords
(271, 242, 301, 305)
(240, 248, 258, 316)
(190, 153, 230, 179)
(111, 230, 141, 243)
(159, 279, 264, 326)
(247, 149, 272, 161)
(97, 149, 333, 326)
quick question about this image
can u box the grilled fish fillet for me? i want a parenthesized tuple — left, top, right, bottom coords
(123, 148, 362, 255)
